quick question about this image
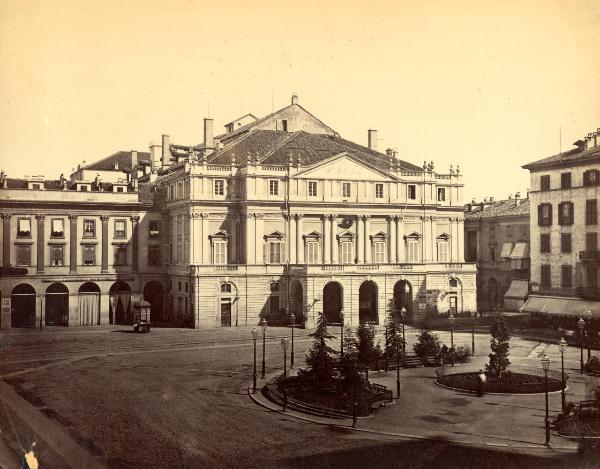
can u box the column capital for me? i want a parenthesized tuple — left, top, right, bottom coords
(35, 214, 45, 221)
(100, 215, 110, 222)
(68, 215, 78, 222)
(1, 214, 12, 220)
(328, 214, 337, 221)
(362, 214, 371, 221)
(189, 212, 201, 219)
(294, 213, 304, 220)
(130, 215, 140, 223)
(283, 213, 292, 221)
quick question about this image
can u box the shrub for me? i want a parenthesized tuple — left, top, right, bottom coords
(414, 328, 441, 361)
(303, 312, 338, 383)
(357, 323, 382, 367)
(486, 314, 511, 377)
(585, 356, 600, 373)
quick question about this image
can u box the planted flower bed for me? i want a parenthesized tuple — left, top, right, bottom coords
(436, 367, 564, 394)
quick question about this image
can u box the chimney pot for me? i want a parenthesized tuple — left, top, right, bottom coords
(489, 196, 494, 203)
(204, 118, 214, 148)
(368, 129, 378, 151)
(291, 94, 299, 105)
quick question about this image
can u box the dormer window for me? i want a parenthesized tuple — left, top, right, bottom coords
(264, 231, 285, 264)
(370, 231, 387, 263)
(303, 231, 321, 264)
(209, 230, 229, 265)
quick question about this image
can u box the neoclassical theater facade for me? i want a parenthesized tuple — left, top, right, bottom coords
(0, 97, 476, 329)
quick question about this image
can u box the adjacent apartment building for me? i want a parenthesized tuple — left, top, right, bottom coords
(464, 195, 530, 312)
(0, 96, 477, 330)
(521, 128, 600, 319)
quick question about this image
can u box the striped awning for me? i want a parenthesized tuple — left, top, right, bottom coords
(500, 242, 514, 259)
(504, 280, 529, 300)
(520, 295, 600, 318)
(510, 242, 530, 260)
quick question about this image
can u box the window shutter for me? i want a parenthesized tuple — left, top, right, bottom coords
(263, 242, 268, 264)
(538, 205, 543, 226)
(547, 204, 552, 226)
(280, 242, 286, 264)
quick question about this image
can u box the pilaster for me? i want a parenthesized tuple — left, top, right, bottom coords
(69, 215, 78, 273)
(35, 215, 45, 273)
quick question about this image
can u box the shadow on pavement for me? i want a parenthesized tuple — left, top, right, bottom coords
(273, 435, 600, 469)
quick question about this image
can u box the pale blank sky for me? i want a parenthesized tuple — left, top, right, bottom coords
(1, 0, 599, 201)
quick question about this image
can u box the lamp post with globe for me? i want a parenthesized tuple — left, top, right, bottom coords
(541, 354, 551, 446)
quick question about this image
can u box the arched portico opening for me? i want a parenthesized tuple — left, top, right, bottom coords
(109, 281, 131, 325)
(359, 281, 378, 324)
(11, 284, 36, 328)
(144, 281, 164, 325)
(393, 280, 413, 322)
(323, 282, 343, 324)
(45, 282, 69, 326)
(79, 282, 100, 326)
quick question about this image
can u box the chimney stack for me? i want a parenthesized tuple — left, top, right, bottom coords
(291, 94, 299, 105)
(204, 118, 214, 148)
(368, 129, 377, 151)
(149, 144, 161, 171)
(515, 192, 521, 205)
(131, 150, 137, 173)
(161, 134, 171, 168)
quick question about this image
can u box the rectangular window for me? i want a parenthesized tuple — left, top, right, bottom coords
(306, 241, 320, 264)
(540, 233, 551, 253)
(51, 218, 64, 238)
(540, 175, 550, 191)
(83, 219, 96, 237)
(308, 181, 318, 197)
(587, 232, 598, 252)
(113, 245, 127, 265)
(149, 220, 160, 239)
(375, 183, 384, 199)
(489, 247, 496, 262)
(538, 203, 552, 226)
(560, 172, 571, 189)
(541, 265, 551, 287)
(342, 182, 351, 198)
(407, 240, 420, 262)
(373, 241, 386, 263)
(437, 188, 446, 202)
(80, 185, 88, 192)
(505, 225, 513, 237)
(83, 245, 96, 265)
(214, 179, 224, 196)
(269, 180, 279, 196)
(114, 220, 126, 238)
(520, 224, 528, 238)
(17, 218, 31, 237)
(561, 265, 573, 288)
(583, 169, 599, 186)
(437, 242, 449, 262)
(148, 245, 161, 265)
(213, 241, 227, 265)
(50, 245, 64, 266)
(561, 233, 572, 253)
(558, 202, 574, 225)
(407, 185, 416, 200)
(268, 241, 282, 264)
(586, 199, 598, 225)
(340, 241, 353, 264)
(16, 245, 31, 265)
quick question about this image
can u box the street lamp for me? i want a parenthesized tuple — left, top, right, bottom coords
(584, 311, 591, 361)
(577, 317, 585, 374)
(558, 337, 567, 412)
(395, 331, 401, 399)
(251, 328, 259, 393)
(281, 338, 290, 381)
(340, 309, 345, 359)
(449, 313, 455, 366)
(400, 307, 406, 354)
(471, 313, 476, 355)
(261, 319, 268, 379)
(290, 312, 296, 369)
(541, 354, 551, 446)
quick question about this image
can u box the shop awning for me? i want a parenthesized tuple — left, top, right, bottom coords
(504, 280, 529, 300)
(510, 242, 530, 260)
(520, 295, 600, 318)
(500, 242, 514, 259)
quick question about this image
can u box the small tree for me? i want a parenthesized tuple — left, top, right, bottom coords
(486, 314, 511, 377)
(339, 327, 360, 384)
(385, 308, 406, 363)
(304, 311, 338, 383)
(413, 328, 441, 361)
(357, 323, 382, 367)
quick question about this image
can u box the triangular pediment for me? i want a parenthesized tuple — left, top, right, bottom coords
(303, 230, 322, 240)
(294, 152, 396, 181)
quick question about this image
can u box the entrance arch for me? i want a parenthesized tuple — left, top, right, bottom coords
(11, 284, 36, 328)
(220, 282, 236, 327)
(78, 282, 100, 326)
(109, 281, 131, 325)
(323, 282, 343, 324)
(359, 281, 378, 324)
(144, 281, 164, 325)
(393, 280, 413, 321)
(45, 283, 69, 326)
(290, 280, 304, 325)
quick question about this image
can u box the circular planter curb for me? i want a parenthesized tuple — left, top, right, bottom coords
(434, 379, 566, 396)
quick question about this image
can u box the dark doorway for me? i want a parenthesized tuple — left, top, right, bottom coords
(78, 282, 100, 326)
(393, 280, 413, 322)
(290, 280, 304, 325)
(109, 281, 131, 325)
(144, 281, 164, 325)
(359, 281, 378, 324)
(45, 282, 69, 326)
(323, 282, 342, 324)
(488, 277, 498, 310)
(220, 300, 232, 327)
(11, 284, 36, 328)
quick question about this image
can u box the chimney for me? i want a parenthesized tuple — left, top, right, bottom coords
(291, 94, 299, 105)
(149, 144, 161, 171)
(161, 134, 171, 168)
(585, 133, 593, 150)
(131, 150, 137, 173)
(515, 192, 521, 205)
(594, 130, 600, 147)
(574, 139, 586, 151)
(489, 196, 494, 203)
(368, 129, 377, 151)
(204, 118, 214, 148)
(467, 203, 472, 212)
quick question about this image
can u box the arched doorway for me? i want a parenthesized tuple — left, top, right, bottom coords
(448, 277, 461, 314)
(290, 280, 304, 325)
(144, 281, 164, 325)
(109, 281, 131, 325)
(45, 283, 69, 326)
(393, 280, 413, 322)
(487, 277, 498, 310)
(11, 284, 36, 328)
(323, 282, 342, 324)
(220, 282, 236, 327)
(79, 282, 100, 326)
(359, 281, 378, 324)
